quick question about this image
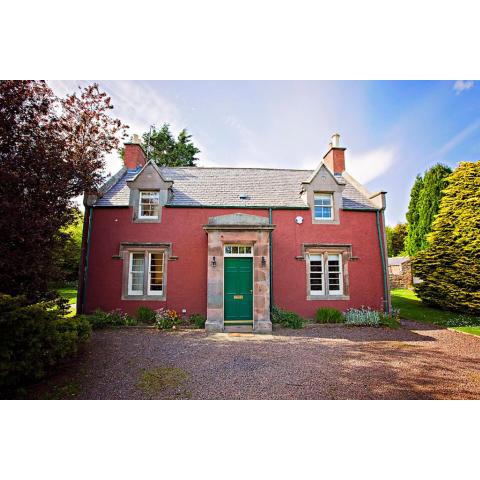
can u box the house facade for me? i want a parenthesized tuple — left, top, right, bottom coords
(78, 134, 390, 333)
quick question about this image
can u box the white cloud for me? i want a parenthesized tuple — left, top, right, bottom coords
(453, 80, 474, 94)
(347, 147, 396, 184)
(433, 117, 480, 159)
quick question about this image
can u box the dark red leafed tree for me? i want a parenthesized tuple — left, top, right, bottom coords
(0, 81, 128, 299)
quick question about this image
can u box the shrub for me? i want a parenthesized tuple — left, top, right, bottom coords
(315, 307, 344, 324)
(344, 307, 381, 326)
(87, 309, 135, 329)
(271, 305, 305, 329)
(189, 313, 206, 329)
(0, 294, 91, 396)
(155, 308, 180, 330)
(379, 308, 401, 329)
(271, 305, 283, 324)
(136, 306, 156, 325)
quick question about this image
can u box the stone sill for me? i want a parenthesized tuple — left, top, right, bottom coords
(307, 295, 350, 301)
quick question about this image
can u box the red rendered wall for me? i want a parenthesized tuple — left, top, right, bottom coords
(271, 209, 385, 317)
(84, 206, 385, 319)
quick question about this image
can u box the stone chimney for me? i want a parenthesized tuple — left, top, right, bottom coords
(323, 133, 346, 174)
(124, 134, 147, 170)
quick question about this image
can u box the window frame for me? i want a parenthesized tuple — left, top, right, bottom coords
(128, 251, 146, 296)
(121, 246, 168, 300)
(308, 253, 325, 296)
(305, 247, 350, 300)
(138, 190, 160, 220)
(147, 251, 164, 296)
(326, 253, 343, 296)
(224, 244, 253, 257)
(313, 193, 334, 221)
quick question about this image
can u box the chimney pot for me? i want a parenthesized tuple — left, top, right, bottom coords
(131, 134, 142, 145)
(331, 133, 340, 148)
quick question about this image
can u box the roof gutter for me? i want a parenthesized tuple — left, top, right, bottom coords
(164, 204, 309, 210)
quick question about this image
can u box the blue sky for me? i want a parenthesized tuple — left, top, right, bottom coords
(50, 80, 479, 225)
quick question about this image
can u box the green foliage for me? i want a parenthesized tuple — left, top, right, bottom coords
(189, 313, 206, 329)
(85, 309, 136, 329)
(154, 308, 180, 330)
(315, 307, 344, 324)
(52, 211, 83, 284)
(413, 161, 480, 314)
(145, 124, 200, 166)
(136, 306, 156, 325)
(0, 294, 91, 396)
(379, 309, 401, 329)
(405, 174, 424, 255)
(386, 223, 407, 257)
(120, 123, 200, 167)
(405, 165, 452, 256)
(271, 305, 305, 329)
(344, 308, 381, 326)
(416, 164, 452, 251)
(391, 289, 480, 329)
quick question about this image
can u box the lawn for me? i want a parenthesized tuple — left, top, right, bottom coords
(58, 287, 77, 316)
(391, 289, 480, 337)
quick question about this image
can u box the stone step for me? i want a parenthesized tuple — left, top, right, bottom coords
(224, 326, 254, 333)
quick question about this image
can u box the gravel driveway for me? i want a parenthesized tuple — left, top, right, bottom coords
(31, 320, 480, 399)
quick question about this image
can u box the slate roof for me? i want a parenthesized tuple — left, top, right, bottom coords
(94, 166, 378, 210)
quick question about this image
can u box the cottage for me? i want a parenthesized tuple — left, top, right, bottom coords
(78, 133, 390, 333)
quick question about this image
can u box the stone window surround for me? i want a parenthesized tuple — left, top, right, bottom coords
(126, 162, 173, 224)
(130, 188, 165, 224)
(119, 242, 171, 301)
(301, 164, 345, 226)
(302, 243, 351, 301)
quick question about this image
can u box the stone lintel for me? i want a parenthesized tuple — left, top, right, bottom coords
(203, 225, 275, 232)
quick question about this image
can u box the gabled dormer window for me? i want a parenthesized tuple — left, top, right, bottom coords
(139, 191, 160, 219)
(314, 193, 333, 220)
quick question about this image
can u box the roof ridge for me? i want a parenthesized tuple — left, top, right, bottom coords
(161, 166, 313, 172)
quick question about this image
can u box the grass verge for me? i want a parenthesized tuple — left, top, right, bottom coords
(391, 289, 480, 337)
(58, 287, 77, 317)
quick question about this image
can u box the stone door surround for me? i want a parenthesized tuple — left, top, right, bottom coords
(203, 213, 275, 333)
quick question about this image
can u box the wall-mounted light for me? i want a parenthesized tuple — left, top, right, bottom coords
(261, 256, 266, 266)
(211, 256, 217, 267)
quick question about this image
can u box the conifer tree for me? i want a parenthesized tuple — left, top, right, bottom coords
(415, 164, 452, 251)
(404, 175, 424, 255)
(413, 161, 480, 314)
(404, 164, 452, 255)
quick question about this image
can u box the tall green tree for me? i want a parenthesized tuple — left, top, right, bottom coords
(404, 175, 424, 255)
(415, 164, 452, 251)
(386, 223, 407, 257)
(120, 123, 200, 167)
(413, 161, 480, 314)
(52, 211, 84, 284)
(404, 164, 452, 256)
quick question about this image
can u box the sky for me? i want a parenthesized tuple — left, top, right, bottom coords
(49, 80, 479, 226)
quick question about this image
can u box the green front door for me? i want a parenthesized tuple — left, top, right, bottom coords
(224, 257, 253, 326)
